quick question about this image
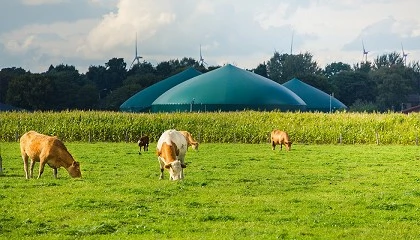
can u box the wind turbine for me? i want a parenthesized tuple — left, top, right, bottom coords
(290, 30, 294, 55)
(362, 40, 369, 63)
(130, 33, 142, 68)
(199, 45, 207, 66)
(401, 42, 408, 66)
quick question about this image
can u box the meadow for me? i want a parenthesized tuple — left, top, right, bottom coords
(1, 142, 420, 239)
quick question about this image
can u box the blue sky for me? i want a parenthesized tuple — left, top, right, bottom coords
(1, 0, 419, 73)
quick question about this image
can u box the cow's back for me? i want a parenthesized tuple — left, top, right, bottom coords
(20, 131, 73, 166)
(271, 129, 282, 143)
(158, 130, 187, 160)
(20, 131, 55, 160)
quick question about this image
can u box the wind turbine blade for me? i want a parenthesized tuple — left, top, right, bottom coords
(362, 40, 364, 50)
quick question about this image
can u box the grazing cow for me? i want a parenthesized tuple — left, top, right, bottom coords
(20, 131, 82, 179)
(271, 129, 292, 151)
(156, 129, 187, 180)
(137, 135, 149, 154)
(179, 130, 199, 151)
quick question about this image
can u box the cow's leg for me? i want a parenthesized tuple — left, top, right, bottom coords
(271, 141, 276, 150)
(37, 161, 47, 179)
(22, 154, 30, 179)
(29, 160, 36, 179)
(53, 168, 58, 178)
(160, 168, 164, 179)
(159, 158, 165, 180)
(280, 143, 283, 151)
(180, 168, 184, 180)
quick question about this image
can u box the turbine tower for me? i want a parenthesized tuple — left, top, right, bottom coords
(290, 30, 294, 55)
(130, 33, 142, 68)
(362, 40, 369, 63)
(401, 42, 408, 66)
(199, 45, 207, 66)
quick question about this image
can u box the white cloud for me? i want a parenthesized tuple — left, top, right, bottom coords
(21, 0, 68, 5)
(1, 0, 420, 72)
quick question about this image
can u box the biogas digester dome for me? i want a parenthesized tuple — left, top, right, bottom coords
(151, 64, 306, 112)
(283, 78, 347, 112)
(120, 67, 202, 112)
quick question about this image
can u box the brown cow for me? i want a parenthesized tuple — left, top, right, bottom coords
(271, 129, 292, 151)
(179, 131, 199, 151)
(20, 131, 82, 179)
(137, 135, 149, 154)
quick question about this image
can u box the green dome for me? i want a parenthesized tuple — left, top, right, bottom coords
(120, 67, 202, 112)
(283, 78, 347, 112)
(151, 64, 306, 112)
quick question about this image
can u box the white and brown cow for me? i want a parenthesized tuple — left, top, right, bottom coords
(156, 129, 188, 180)
(271, 129, 292, 151)
(179, 130, 199, 151)
(20, 130, 82, 179)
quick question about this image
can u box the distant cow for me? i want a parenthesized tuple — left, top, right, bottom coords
(138, 135, 149, 154)
(271, 129, 292, 151)
(179, 131, 199, 151)
(20, 131, 82, 179)
(156, 129, 187, 180)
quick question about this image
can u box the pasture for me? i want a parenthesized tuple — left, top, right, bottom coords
(1, 142, 420, 239)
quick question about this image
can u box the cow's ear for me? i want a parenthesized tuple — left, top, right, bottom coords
(73, 161, 79, 167)
(164, 163, 171, 169)
(181, 163, 187, 168)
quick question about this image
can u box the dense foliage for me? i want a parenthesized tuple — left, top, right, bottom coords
(1, 51, 419, 112)
(1, 111, 419, 145)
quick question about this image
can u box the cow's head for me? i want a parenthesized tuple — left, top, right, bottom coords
(285, 141, 292, 151)
(68, 161, 82, 178)
(165, 160, 186, 180)
(191, 142, 199, 151)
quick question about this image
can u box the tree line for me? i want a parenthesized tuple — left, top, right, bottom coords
(1, 51, 419, 112)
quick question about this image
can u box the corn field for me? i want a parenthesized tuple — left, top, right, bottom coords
(0, 111, 419, 145)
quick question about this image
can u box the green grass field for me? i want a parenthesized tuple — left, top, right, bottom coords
(0, 142, 419, 239)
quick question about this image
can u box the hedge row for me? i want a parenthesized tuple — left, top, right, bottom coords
(0, 111, 419, 145)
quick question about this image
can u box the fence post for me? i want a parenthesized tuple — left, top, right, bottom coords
(375, 131, 380, 145)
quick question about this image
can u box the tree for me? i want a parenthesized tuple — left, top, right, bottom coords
(329, 71, 376, 107)
(370, 66, 412, 111)
(105, 58, 127, 90)
(0, 67, 27, 103)
(323, 62, 351, 78)
(156, 61, 173, 77)
(46, 64, 84, 110)
(6, 74, 55, 110)
(266, 51, 321, 83)
(75, 83, 99, 110)
(86, 65, 107, 90)
(128, 61, 155, 76)
(253, 62, 268, 78)
(374, 52, 404, 69)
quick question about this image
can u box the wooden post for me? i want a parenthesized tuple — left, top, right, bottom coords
(375, 131, 380, 145)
